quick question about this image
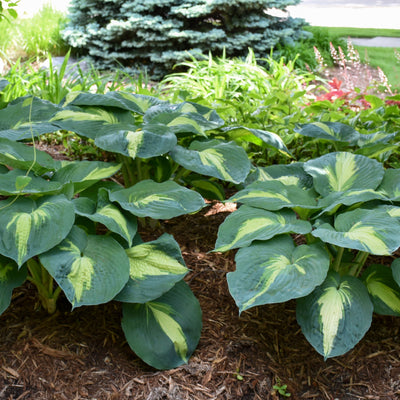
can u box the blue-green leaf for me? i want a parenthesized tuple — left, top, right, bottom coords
(297, 272, 373, 359)
(40, 226, 130, 308)
(0, 195, 75, 266)
(110, 180, 205, 219)
(362, 264, 400, 316)
(295, 122, 360, 144)
(214, 205, 312, 252)
(121, 281, 202, 370)
(228, 235, 329, 312)
(115, 234, 188, 303)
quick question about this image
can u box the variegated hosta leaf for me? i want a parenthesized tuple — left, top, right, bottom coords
(296, 271, 373, 359)
(228, 235, 330, 312)
(143, 102, 224, 136)
(73, 189, 137, 246)
(0, 138, 58, 175)
(0, 96, 61, 140)
(304, 152, 384, 197)
(109, 179, 205, 219)
(94, 124, 177, 159)
(170, 140, 251, 184)
(246, 162, 313, 189)
(295, 122, 360, 144)
(317, 189, 389, 216)
(390, 258, 400, 289)
(115, 233, 188, 303)
(377, 169, 400, 201)
(188, 178, 225, 201)
(0, 169, 63, 195)
(39, 226, 130, 308)
(62, 91, 167, 115)
(51, 160, 121, 194)
(214, 205, 312, 252)
(361, 264, 400, 316)
(228, 180, 318, 211)
(0, 256, 27, 315)
(121, 281, 202, 370)
(0, 195, 75, 266)
(50, 106, 136, 139)
(223, 126, 291, 157)
(312, 207, 400, 255)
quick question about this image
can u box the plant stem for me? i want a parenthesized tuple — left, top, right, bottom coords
(27, 259, 61, 314)
(349, 251, 369, 277)
(332, 246, 344, 272)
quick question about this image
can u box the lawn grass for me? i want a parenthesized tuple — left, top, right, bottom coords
(322, 27, 400, 39)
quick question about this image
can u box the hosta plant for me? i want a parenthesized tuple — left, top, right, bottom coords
(215, 151, 400, 359)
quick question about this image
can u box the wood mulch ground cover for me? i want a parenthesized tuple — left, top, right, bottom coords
(1, 201, 400, 400)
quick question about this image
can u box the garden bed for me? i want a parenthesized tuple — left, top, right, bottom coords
(1, 204, 400, 400)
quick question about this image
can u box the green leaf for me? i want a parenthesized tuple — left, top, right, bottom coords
(121, 281, 202, 370)
(297, 271, 373, 359)
(295, 122, 360, 144)
(0, 256, 27, 315)
(0, 138, 58, 175)
(40, 226, 130, 308)
(0, 195, 75, 266)
(170, 140, 251, 184)
(390, 258, 400, 290)
(62, 91, 167, 114)
(312, 207, 400, 255)
(144, 102, 224, 136)
(228, 235, 330, 312)
(73, 189, 137, 246)
(0, 169, 62, 195)
(377, 169, 400, 201)
(228, 180, 318, 211)
(0, 97, 61, 140)
(110, 179, 205, 219)
(51, 160, 121, 194)
(214, 205, 312, 252)
(304, 152, 384, 197)
(188, 178, 225, 201)
(94, 124, 177, 159)
(115, 233, 188, 303)
(362, 264, 400, 316)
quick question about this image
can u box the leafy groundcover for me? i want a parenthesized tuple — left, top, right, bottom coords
(1, 205, 399, 399)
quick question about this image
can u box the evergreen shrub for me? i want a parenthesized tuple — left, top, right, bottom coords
(62, 0, 310, 78)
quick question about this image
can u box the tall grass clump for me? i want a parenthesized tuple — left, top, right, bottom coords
(0, 4, 68, 61)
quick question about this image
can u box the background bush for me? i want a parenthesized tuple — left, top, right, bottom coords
(62, 0, 311, 78)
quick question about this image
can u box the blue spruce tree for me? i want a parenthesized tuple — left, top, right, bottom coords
(63, 0, 309, 78)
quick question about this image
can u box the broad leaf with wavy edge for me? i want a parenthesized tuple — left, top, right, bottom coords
(0, 195, 75, 267)
(94, 124, 177, 159)
(304, 152, 384, 197)
(361, 264, 400, 316)
(228, 180, 318, 211)
(51, 160, 121, 194)
(0, 256, 27, 315)
(228, 235, 329, 312)
(115, 234, 188, 303)
(295, 122, 360, 144)
(170, 140, 251, 184)
(121, 281, 202, 370)
(297, 271, 373, 359)
(144, 102, 224, 136)
(214, 205, 312, 252)
(0, 169, 63, 195)
(377, 169, 400, 201)
(62, 91, 167, 114)
(0, 96, 61, 140)
(40, 226, 130, 308)
(110, 179, 205, 219)
(312, 207, 400, 255)
(223, 126, 291, 157)
(73, 188, 137, 246)
(0, 138, 59, 175)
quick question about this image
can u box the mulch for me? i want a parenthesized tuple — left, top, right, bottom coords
(1, 203, 400, 400)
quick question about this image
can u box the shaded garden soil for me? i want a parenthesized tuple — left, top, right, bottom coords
(1, 203, 400, 400)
